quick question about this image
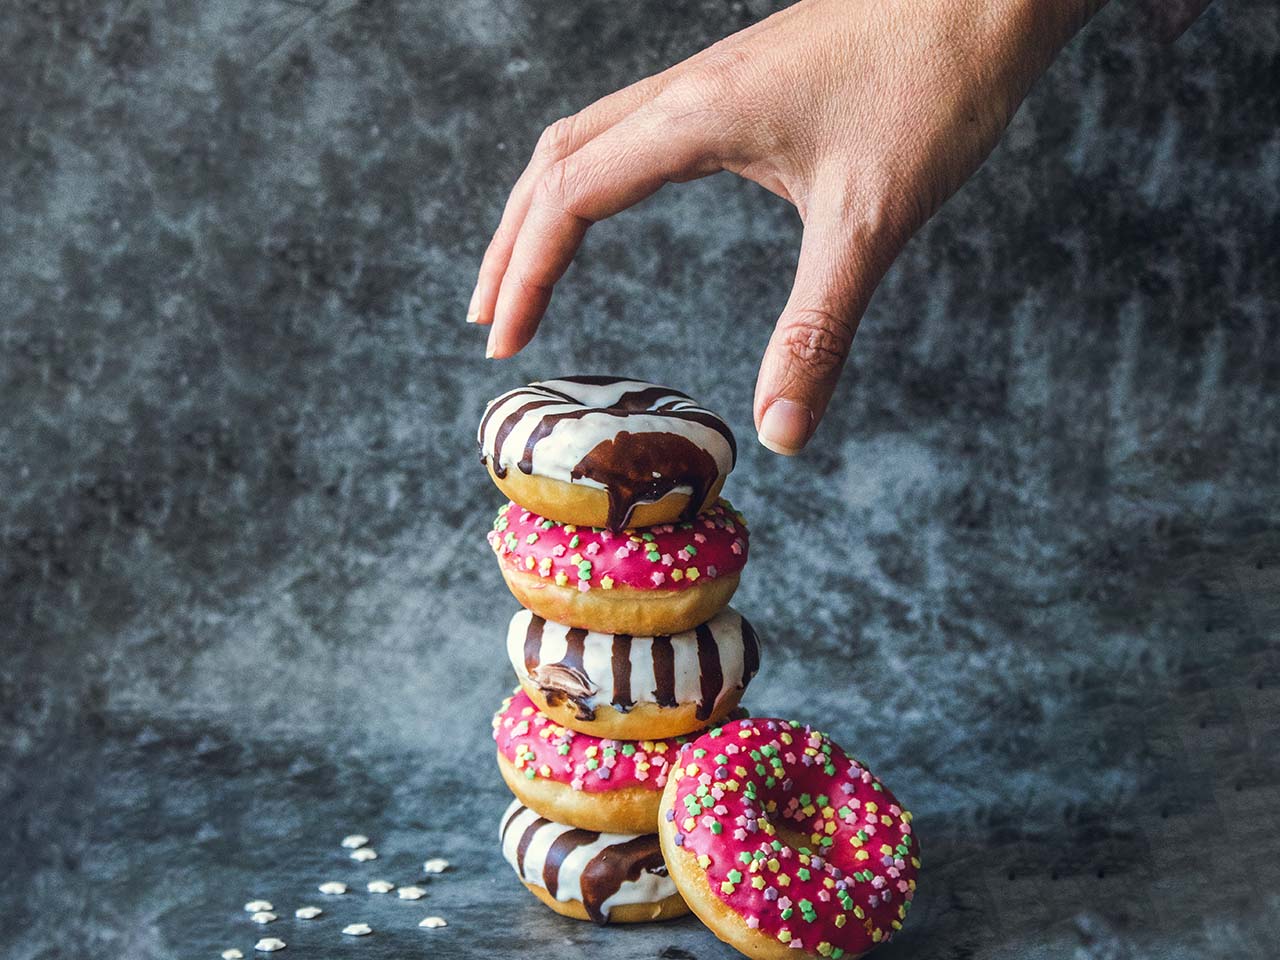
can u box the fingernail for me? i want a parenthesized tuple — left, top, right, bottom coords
(465, 287, 480, 323)
(758, 399, 813, 456)
(485, 330, 496, 359)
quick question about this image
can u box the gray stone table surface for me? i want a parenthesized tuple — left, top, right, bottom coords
(2, 1, 1278, 958)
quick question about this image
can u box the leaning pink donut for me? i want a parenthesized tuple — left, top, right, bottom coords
(487, 498, 749, 635)
(657, 718, 920, 960)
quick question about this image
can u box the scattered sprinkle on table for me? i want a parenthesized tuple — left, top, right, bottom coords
(419, 916, 447, 928)
(294, 906, 323, 920)
(254, 938, 286, 952)
(350, 847, 378, 862)
(243, 900, 273, 913)
(342, 923, 373, 936)
(340, 834, 370, 849)
(366, 880, 395, 894)
(318, 881, 348, 895)
(249, 911, 277, 925)
(222, 950, 244, 959)
(397, 886, 425, 900)
(422, 858, 450, 874)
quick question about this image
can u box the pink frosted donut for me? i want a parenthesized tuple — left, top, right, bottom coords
(658, 718, 920, 960)
(493, 689, 705, 834)
(487, 498, 749, 635)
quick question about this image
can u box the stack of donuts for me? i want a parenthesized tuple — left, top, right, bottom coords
(480, 377, 921, 959)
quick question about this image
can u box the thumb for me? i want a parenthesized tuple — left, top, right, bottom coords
(753, 200, 895, 456)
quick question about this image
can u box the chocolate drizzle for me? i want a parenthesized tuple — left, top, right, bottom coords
(572, 430, 718, 530)
(514, 815, 550, 877)
(502, 802, 673, 927)
(478, 383, 577, 475)
(610, 635, 634, 713)
(487, 398, 563, 478)
(523, 616, 545, 676)
(523, 615, 598, 720)
(516, 386, 675, 475)
(651, 635, 677, 707)
(543, 828, 598, 903)
(479, 377, 737, 531)
(534, 627, 597, 721)
(694, 623, 723, 722)
(513, 610, 759, 721)
(576, 835, 669, 925)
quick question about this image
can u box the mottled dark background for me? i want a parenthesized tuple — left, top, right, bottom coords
(2, 1, 1277, 958)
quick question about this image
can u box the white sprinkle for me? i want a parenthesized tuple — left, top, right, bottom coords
(243, 900, 274, 913)
(366, 880, 395, 894)
(318, 881, 348, 895)
(250, 911, 277, 924)
(418, 916, 447, 928)
(222, 951, 244, 960)
(294, 906, 323, 920)
(254, 938, 286, 952)
(340, 834, 370, 849)
(422, 858, 450, 874)
(342, 923, 373, 936)
(397, 886, 425, 900)
(350, 847, 378, 862)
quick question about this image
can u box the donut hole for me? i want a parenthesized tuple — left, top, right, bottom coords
(745, 795, 840, 873)
(769, 787, 841, 849)
(770, 820, 819, 854)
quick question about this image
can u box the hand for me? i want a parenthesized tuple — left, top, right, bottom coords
(468, 0, 1100, 454)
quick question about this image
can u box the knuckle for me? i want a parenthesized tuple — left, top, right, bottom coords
(665, 48, 751, 110)
(535, 115, 579, 161)
(533, 157, 576, 210)
(860, 190, 914, 251)
(696, 47, 752, 97)
(820, 175, 915, 267)
(507, 270, 553, 296)
(778, 310, 855, 379)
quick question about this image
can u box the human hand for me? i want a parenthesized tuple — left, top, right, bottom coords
(468, 0, 1101, 454)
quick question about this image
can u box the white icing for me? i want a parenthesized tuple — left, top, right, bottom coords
(498, 800, 676, 914)
(478, 378, 734, 492)
(599, 867, 674, 918)
(506, 606, 755, 713)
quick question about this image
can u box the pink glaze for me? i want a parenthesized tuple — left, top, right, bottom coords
(492, 689, 698, 793)
(486, 498, 748, 592)
(665, 718, 919, 959)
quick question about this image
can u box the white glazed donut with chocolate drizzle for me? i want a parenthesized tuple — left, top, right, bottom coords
(507, 605, 760, 739)
(500, 799, 688, 925)
(478, 376, 737, 530)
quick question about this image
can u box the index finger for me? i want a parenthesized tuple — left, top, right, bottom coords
(487, 98, 732, 358)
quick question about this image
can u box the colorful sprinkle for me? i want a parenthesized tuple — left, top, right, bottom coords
(488, 499, 748, 591)
(664, 718, 919, 958)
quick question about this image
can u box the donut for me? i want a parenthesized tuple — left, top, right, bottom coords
(507, 606, 761, 739)
(478, 376, 737, 530)
(657, 718, 920, 960)
(500, 798, 689, 924)
(493, 688, 709, 834)
(487, 498, 749, 636)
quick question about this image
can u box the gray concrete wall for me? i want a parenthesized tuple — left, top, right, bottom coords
(2, 2, 1277, 957)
